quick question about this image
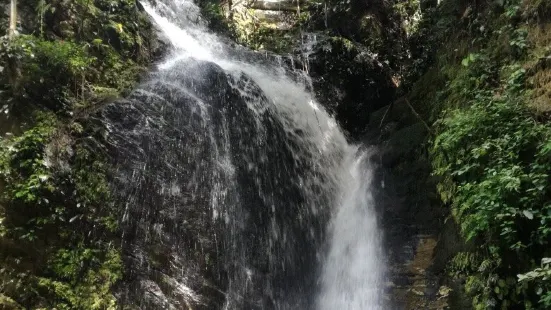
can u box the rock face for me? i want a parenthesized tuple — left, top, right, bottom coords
(93, 57, 335, 309)
(305, 37, 396, 139)
(96, 60, 233, 309)
(363, 99, 472, 309)
(214, 0, 400, 140)
(307, 0, 407, 71)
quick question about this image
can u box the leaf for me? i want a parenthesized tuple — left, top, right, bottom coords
(522, 210, 534, 220)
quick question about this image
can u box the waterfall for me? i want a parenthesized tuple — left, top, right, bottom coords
(97, 0, 385, 308)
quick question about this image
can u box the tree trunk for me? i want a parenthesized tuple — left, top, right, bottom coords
(9, 0, 17, 38)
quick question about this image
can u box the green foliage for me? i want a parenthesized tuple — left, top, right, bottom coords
(0, 34, 144, 111)
(4, 35, 96, 110)
(448, 252, 481, 277)
(0, 0, 152, 307)
(240, 26, 297, 53)
(36, 0, 54, 37)
(420, 0, 551, 308)
(393, 0, 422, 35)
(0, 113, 122, 308)
(518, 258, 551, 307)
(523, 0, 551, 22)
(0, 0, 154, 113)
(0, 114, 57, 209)
(228, 6, 299, 53)
(37, 246, 122, 309)
(433, 85, 551, 308)
(433, 85, 551, 241)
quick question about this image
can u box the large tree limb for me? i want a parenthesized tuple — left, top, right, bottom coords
(383, 96, 434, 136)
(249, 0, 306, 12)
(403, 98, 434, 136)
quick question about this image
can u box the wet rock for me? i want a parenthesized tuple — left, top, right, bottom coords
(380, 122, 428, 166)
(364, 95, 452, 309)
(151, 26, 172, 61)
(306, 0, 406, 70)
(95, 59, 234, 309)
(94, 58, 329, 309)
(306, 37, 396, 139)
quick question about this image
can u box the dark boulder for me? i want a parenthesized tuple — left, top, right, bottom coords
(91, 57, 329, 309)
(93, 58, 235, 309)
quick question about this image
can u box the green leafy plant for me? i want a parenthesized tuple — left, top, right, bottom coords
(0, 113, 123, 308)
(433, 82, 551, 308)
(428, 1, 551, 308)
(0, 1, 155, 308)
(518, 258, 551, 307)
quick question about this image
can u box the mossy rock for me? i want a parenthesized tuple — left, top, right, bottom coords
(0, 0, 158, 309)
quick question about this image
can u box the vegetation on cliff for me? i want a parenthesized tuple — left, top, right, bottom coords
(0, 0, 156, 308)
(406, 0, 551, 308)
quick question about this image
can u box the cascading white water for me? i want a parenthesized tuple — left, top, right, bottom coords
(115, 0, 386, 308)
(317, 150, 385, 310)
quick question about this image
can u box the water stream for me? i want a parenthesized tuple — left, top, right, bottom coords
(99, 0, 385, 308)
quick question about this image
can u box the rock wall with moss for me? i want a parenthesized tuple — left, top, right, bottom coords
(401, 0, 551, 308)
(0, 0, 159, 308)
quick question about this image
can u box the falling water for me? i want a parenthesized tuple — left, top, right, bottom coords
(98, 0, 384, 308)
(317, 151, 385, 310)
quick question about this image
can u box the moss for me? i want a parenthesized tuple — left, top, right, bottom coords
(0, 0, 155, 113)
(36, 247, 122, 309)
(0, 111, 124, 308)
(229, 6, 299, 53)
(408, 67, 445, 121)
(198, 0, 237, 38)
(525, 22, 551, 112)
(0, 0, 155, 308)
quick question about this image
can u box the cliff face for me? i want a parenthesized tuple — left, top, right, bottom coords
(211, 0, 551, 309)
(199, 0, 406, 139)
(209, 1, 451, 308)
(2, 0, 551, 308)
